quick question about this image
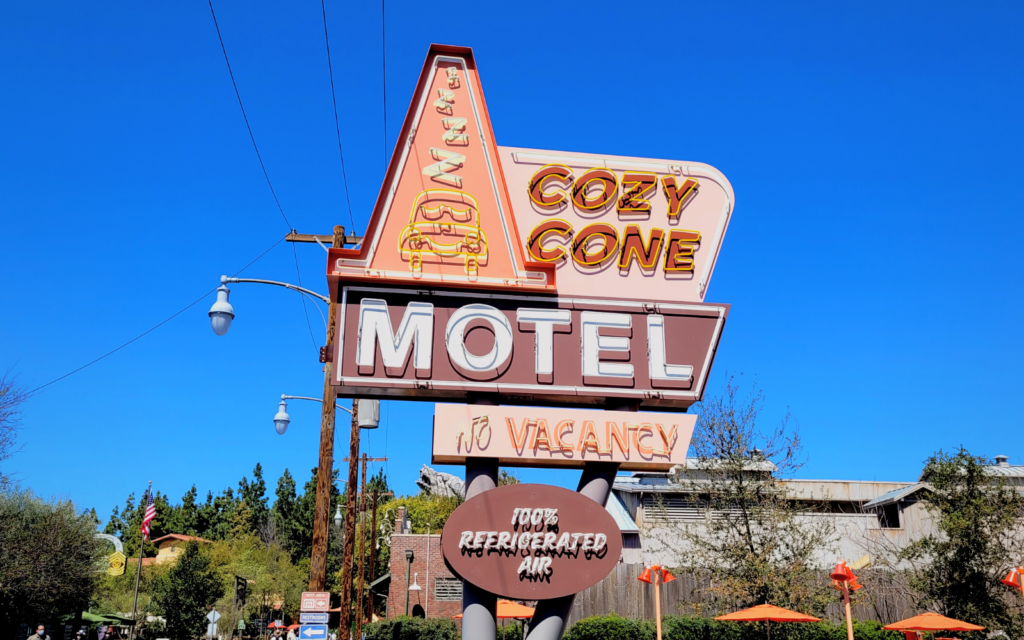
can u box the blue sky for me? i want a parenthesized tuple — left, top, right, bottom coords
(2, 0, 1022, 520)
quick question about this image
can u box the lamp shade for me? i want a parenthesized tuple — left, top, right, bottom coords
(273, 400, 290, 435)
(661, 568, 676, 584)
(1002, 567, 1021, 588)
(208, 285, 235, 336)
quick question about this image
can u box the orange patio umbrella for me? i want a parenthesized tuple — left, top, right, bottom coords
(454, 599, 535, 619)
(883, 612, 984, 633)
(716, 604, 821, 640)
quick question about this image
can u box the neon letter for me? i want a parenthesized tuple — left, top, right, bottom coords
(356, 299, 433, 375)
(662, 176, 699, 218)
(581, 311, 633, 379)
(618, 224, 665, 272)
(517, 308, 572, 376)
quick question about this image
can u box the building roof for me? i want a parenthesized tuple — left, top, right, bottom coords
(127, 557, 158, 566)
(150, 533, 212, 545)
(606, 493, 639, 533)
(862, 483, 927, 509)
(982, 463, 1024, 478)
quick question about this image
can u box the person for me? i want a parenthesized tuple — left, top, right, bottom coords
(28, 625, 50, 640)
(271, 629, 283, 640)
(286, 628, 297, 640)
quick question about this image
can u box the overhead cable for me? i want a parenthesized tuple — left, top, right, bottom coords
(207, 0, 292, 231)
(319, 0, 358, 235)
(28, 234, 287, 395)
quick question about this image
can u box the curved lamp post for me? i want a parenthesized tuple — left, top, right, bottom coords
(208, 275, 329, 336)
(274, 395, 380, 435)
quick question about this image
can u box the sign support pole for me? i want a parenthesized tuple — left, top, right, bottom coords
(309, 226, 347, 592)
(460, 457, 499, 640)
(522, 461, 621, 640)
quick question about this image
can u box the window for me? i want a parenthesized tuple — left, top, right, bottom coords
(434, 577, 463, 601)
(878, 503, 901, 529)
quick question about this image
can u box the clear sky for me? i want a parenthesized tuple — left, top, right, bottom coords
(2, 0, 1022, 521)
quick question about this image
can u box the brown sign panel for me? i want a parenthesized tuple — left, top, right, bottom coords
(333, 286, 728, 410)
(441, 484, 622, 600)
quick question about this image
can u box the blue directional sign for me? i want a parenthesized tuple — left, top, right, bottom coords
(300, 625, 328, 639)
(299, 614, 329, 625)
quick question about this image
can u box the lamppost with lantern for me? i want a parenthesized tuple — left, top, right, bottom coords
(207, 226, 367, 636)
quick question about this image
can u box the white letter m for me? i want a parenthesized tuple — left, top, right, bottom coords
(356, 299, 434, 375)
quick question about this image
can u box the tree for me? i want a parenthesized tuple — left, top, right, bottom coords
(272, 469, 298, 550)
(154, 541, 224, 640)
(649, 375, 837, 615)
(899, 448, 1024, 635)
(0, 486, 104, 627)
(239, 464, 269, 529)
(0, 375, 27, 487)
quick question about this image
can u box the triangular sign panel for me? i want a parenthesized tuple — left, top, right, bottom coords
(328, 45, 554, 292)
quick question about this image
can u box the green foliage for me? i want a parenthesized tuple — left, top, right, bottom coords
(564, 615, 904, 640)
(153, 542, 225, 640)
(208, 534, 307, 633)
(900, 447, 1024, 636)
(564, 613, 654, 640)
(0, 485, 104, 627)
(650, 376, 837, 615)
(363, 616, 460, 640)
(383, 493, 461, 534)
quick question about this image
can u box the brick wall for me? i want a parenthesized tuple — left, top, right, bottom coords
(387, 532, 463, 620)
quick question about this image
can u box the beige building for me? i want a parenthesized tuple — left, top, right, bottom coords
(149, 534, 212, 565)
(607, 454, 1024, 567)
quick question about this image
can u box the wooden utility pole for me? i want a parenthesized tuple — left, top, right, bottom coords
(308, 225, 346, 591)
(366, 487, 392, 621)
(338, 403, 360, 638)
(343, 455, 387, 638)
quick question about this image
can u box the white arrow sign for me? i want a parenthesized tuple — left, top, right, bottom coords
(300, 626, 327, 638)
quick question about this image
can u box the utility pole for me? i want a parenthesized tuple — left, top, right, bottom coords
(343, 455, 387, 639)
(338, 404, 360, 638)
(307, 225, 347, 591)
(367, 487, 392, 622)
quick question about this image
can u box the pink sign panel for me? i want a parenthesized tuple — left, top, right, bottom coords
(498, 146, 734, 303)
(432, 404, 696, 471)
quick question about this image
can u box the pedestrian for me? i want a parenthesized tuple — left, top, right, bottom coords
(286, 628, 297, 640)
(27, 625, 50, 640)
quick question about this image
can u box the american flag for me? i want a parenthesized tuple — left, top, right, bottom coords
(140, 489, 156, 541)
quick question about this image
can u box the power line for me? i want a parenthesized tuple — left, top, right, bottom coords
(381, 0, 388, 172)
(291, 242, 319, 354)
(319, 0, 358, 235)
(207, 0, 318, 350)
(207, 0, 291, 231)
(28, 234, 287, 395)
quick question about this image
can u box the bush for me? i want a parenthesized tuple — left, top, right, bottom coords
(565, 615, 905, 640)
(564, 614, 655, 640)
(364, 616, 460, 640)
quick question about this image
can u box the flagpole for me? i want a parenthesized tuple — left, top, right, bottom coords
(129, 481, 151, 640)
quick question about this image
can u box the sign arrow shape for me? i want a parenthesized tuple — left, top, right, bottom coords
(301, 627, 326, 638)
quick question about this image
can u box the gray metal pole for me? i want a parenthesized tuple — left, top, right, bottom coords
(461, 457, 499, 640)
(522, 462, 620, 640)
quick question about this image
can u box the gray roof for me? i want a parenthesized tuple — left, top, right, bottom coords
(862, 482, 927, 509)
(606, 493, 639, 533)
(983, 464, 1024, 478)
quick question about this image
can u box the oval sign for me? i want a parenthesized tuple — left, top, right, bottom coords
(441, 483, 622, 600)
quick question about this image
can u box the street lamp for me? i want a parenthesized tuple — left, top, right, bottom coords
(273, 395, 381, 435)
(207, 275, 329, 336)
(334, 504, 344, 528)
